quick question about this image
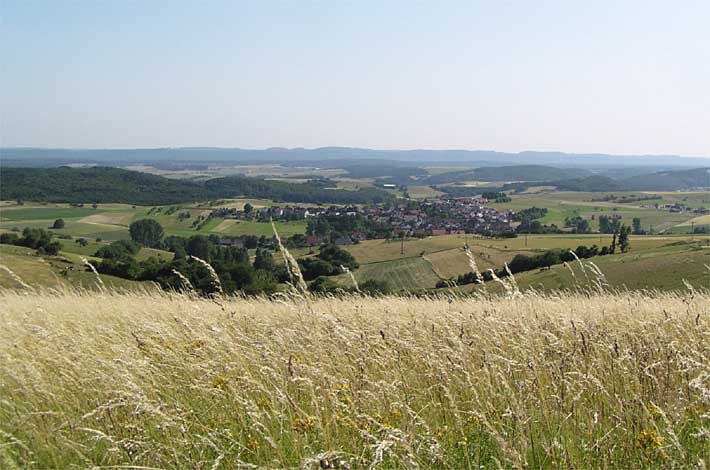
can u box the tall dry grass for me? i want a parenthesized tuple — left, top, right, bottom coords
(0, 288, 708, 469)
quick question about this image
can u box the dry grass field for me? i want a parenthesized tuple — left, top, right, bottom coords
(0, 287, 708, 469)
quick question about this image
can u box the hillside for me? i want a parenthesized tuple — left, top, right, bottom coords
(624, 167, 710, 190)
(502, 168, 710, 193)
(424, 165, 591, 184)
(204, 175, 394, 204)
(0, 167, 395, 205)
(0, 166, 208, 205)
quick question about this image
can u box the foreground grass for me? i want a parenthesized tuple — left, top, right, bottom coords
(0, 290, 708, 469)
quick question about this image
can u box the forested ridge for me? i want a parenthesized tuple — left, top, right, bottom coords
(0, 167, 395, 205)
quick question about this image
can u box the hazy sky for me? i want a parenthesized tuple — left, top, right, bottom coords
(2, 1, 709, 156)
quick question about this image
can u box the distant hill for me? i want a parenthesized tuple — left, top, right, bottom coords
(0, 167, 395, 205)
(424, 165, 591, 184)
(623, 167, 710, 191)
(548, 175, 625, 192)
(501, 168, 710, 192)
(2, 147, 709, 168)
(0, 167, 208, 205)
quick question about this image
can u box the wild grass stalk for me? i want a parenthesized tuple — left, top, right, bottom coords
(0, 288, 707, 469)
(271, 220, 309, 295)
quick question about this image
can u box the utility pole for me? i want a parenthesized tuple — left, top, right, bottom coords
(691, 221, 694, 239)
(400, 233, 404, 255)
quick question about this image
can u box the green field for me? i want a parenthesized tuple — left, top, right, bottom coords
(211, 219, 307, 237)
(489, 191, 706, 233)
(0, 201, 310, 242)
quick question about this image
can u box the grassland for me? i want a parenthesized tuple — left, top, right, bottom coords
(0, 289, 707, 469)
(0, 244, 155, 291)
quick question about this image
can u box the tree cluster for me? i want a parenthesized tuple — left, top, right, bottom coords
(0, 228, 61, 255)
(297, 244, 359, 281)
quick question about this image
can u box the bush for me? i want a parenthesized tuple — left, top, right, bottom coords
(309, 276, 341, 294)
(359, 279, 391, 296)
(298, 258, 337, 281)
(0, 232, 20, 244)
(95, 240, 140, 261)
(318, 244, 358, 270)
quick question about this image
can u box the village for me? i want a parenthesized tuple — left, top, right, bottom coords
(210, 196, 515, 246)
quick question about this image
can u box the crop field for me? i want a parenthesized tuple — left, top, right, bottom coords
(0, 201, 310, 244)
(452, 241, 710, 295)
(341, 256, 442, 291)
(211, 219, 308, 237)
(423, 246, 537, 279)
(0, 289, 707, 469)
(489, 191, 705, 233)
(406, 185, 444, 199)
(332, 234, 704, 291)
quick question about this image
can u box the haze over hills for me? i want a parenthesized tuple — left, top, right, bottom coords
(423, 165, 592, 184)
(2, 147, 710, 168)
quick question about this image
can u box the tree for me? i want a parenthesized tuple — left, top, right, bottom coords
(632, 217, 643, 235)
(619, 224, 632, 253)
(95, 240, 140, 261)
(298, 258, 337, 281)
(253, 248, 274, 271)
(599, 215, 621, 234)
(244, 203, 254, 216)
(52, 219, 65, 229)
(76, 238, 88, 247)
(318, 244, 358, 270)
(186, 235, 211, 261)
(129, 219, 164, 248)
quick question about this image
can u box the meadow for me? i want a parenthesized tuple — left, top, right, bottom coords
(0, 288, 707, 469)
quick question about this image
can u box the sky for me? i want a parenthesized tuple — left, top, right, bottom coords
(1, 0, 709, 156)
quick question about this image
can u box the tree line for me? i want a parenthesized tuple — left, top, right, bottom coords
(96, 219, 364, 296)
(1, 167, 396, 206)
